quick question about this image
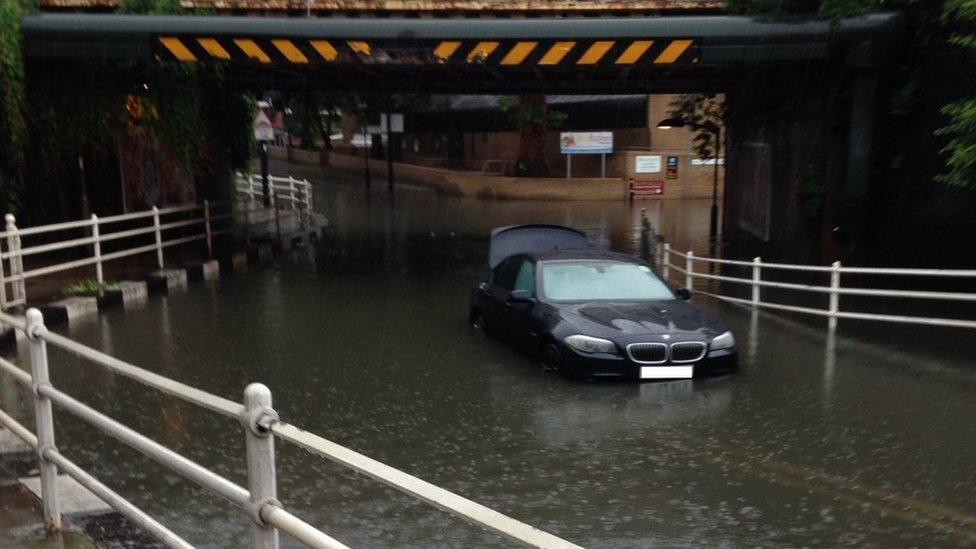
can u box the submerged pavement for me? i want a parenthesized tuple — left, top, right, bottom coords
(1, 168, 974, 547)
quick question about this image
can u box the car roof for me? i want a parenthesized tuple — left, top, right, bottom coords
(528, 249, 643, 263)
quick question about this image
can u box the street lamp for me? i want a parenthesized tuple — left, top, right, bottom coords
(656, 117, 721, 245)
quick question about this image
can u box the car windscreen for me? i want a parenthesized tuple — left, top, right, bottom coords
(540, 261, 674, 301)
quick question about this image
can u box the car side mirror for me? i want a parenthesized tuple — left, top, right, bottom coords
(675, 287, 692, 300)
(508, 289, 535, 305)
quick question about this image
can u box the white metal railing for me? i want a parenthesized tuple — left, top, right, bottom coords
(0, 203, 235, 310)
(658, 242, 976, 330)
(0, 308, 581, 549)
(236, 173, 313, 213)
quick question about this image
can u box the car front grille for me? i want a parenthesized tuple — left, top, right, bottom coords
(627, 341, 707, 364)
(669, 341, 707, 363)
(626, 343, 668, 364)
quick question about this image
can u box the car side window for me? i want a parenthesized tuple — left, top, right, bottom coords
(514, 260, 536, 297)
(492, 258, 520, 290)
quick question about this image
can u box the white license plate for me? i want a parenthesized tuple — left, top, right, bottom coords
(640, 366, 694, 379)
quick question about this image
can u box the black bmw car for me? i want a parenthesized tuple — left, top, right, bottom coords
(470, 225, 738, 380)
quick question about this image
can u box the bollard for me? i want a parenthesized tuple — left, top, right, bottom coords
(204, 200, 213, 258)
(828, 261, 841, 331)
(242, 383, 280, 549)
(152, 206, 164, 269)
(685, 251, 694, 291)
(751, 257, 761, 306)
(5, 214, 25, 304)
(27, 308, 61, 531)
(91, 214, 103, 284)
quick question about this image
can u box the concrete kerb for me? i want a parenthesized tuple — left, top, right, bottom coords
(0, 228, 323, 343)
(186, 260, 220, 282)
(147, 269, 188, 294)
(1, 428, 163, 547)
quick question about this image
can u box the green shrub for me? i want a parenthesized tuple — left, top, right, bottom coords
(61, 278, 119, 297)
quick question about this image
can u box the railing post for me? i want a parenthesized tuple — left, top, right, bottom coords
(0, 231, 6, 310)
(203, 200, 213, 258)
(91, 214, 103, 284)
(152, 206, 164, 269)
(26, 308, 61, 531)
(242, 383, 280, 549)
(662, 243, 670, 280)
(6, 214, 25, 304)
(289, 177, 297, 211)
(828, 260, 841, 331)
(751, 257, 761, 306)
(685, 250, 694, 290)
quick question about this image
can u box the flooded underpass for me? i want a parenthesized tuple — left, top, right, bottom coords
(3, 171, 976, 548)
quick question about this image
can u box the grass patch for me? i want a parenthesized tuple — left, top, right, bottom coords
(61, 278, 119, 297)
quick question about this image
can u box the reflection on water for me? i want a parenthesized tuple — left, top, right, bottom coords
(2, 173, 976, 548)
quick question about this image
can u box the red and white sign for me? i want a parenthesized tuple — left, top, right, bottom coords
(632, 181, 665, 196)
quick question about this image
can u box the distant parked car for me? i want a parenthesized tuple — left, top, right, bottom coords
(470, 225, 738, 381)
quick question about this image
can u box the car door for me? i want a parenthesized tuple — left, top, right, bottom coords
(480, 257, 519, 339)
(500, 258, 540, 351)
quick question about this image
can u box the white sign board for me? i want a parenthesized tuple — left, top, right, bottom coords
(253, 110, 274, 142)
(384, 113, 405, 133)
(560, 131, 613, 154)
(634, 155, 662, 174)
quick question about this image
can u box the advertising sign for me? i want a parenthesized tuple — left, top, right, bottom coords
(634, 155, 662, 174)
(666, 155, 679, 179)
(632, 181, 666, 196)
(560, 132, 613, 154)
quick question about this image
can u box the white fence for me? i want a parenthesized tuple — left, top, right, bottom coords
(660, 243, 976, 330)
(236, 173, 313, 212)
(0, 203, 234, 310)
(0, 308, 580, 549)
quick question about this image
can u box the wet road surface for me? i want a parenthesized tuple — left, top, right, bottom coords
(3, 169, 976, 548)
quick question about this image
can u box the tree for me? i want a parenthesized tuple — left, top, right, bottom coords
(499, 95, 568, 177)
(668, 93, 725, 161)
(936, 0, 976, 189)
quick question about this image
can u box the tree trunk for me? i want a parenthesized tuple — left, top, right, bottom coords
(515, 95, 549, 177)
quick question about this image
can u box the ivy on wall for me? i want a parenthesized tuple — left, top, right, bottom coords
(0, 0, 255, 221)
(936, 0, 976, 188)
(0, 0, 36, 214)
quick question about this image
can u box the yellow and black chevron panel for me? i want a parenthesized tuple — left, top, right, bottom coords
(156, 36, 695, 66)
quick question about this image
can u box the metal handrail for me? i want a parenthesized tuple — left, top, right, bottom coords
(0, 201, 234, 310)
(0, 308, 580, 548)
(235, 173, 313, 212)
(659, 242, 976, 330)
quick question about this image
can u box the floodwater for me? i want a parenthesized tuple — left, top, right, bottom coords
(3, 168, 976, 548)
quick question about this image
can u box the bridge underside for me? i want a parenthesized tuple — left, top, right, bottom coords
(23, 13, 900, 93)
(22, 12, 905, 261)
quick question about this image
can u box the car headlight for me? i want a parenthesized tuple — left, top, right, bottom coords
(710, 330, 735, 350)
(564, 335, 618, 354)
